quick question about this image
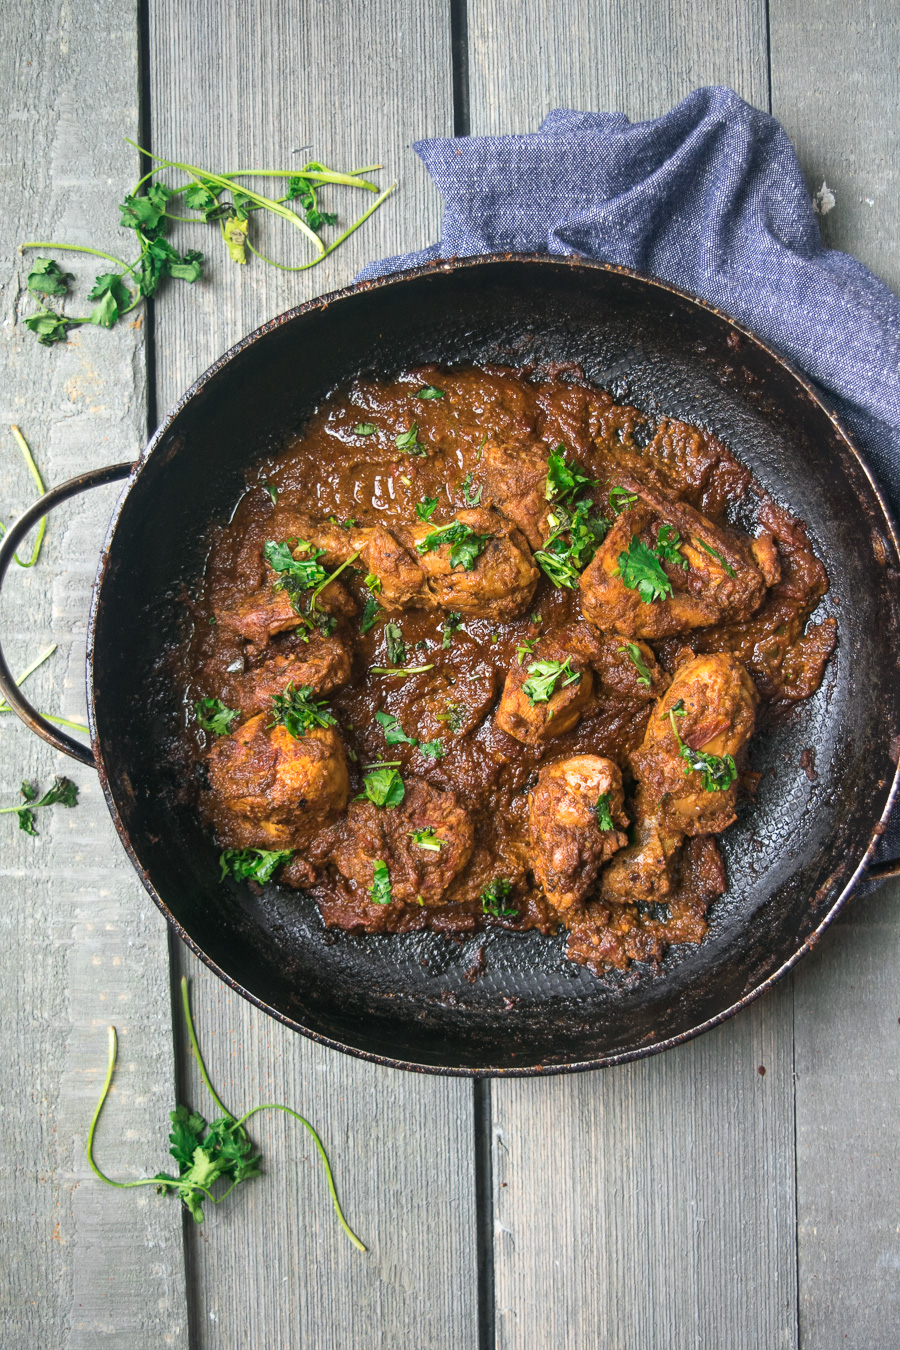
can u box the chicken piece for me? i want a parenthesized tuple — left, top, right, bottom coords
(496, 636, 593, 745)
(600, 816, 685, 905)
(528, 756, 628, 911)
(404, 507, 539, 619)
(568, 626, 669, 703)
(480, 439, 551, 550)
(234, 634, 352, 715)
(352, 524, 433, 612)
(207, 714, 349, 849)
(633, 650, 758, 836)
(330, 778, 474, 906)
(580, 476, 776, 639)
(215, 587, 303, 649)
(267, 510, 350, 567)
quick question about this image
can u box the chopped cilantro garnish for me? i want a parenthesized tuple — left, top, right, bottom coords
(415, 385, 445, 399)
(615, 536, 673, 604)
(442, 611, 463, 649)
(384, 622, 406, 666)
(269, 684, 336, 738)
(618, 642, 653, 689)
(369, 859, 393, 903)
(516, 637, 537, 664)
(480, 878, 517, 918)
(461, 471, 483, 506)
(654, 524, 689, 570)
(522, 657, 581, 705)
(264, 539, 329, 610)
(360, 594, 380, 633)
(395, 422, 427, 455)
(416, 496, 439, 522)
(609, 486, 638, 515)
(409, 828, 443, 850)
(375, 710, 416, 746)
(354, 422, 377, 436)
(667, 704, 738, 792)
(357, 767, 405, 808)
(595, 793, 614, 832)
(418, 739, 445, 760)
(694, 537, 737, 578)
(2, 776, 78, 836)
(416, 520, 490, 571)
(545, 445, 595, 502)
(219, 848, 293, 884)
(195, 697, 239, 736)
(264, 484, 278, 503)
(364, 572, 382, 593)
(534, 498, 609, 589)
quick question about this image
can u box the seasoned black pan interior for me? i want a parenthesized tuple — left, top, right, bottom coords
(89, 258, 900, 1073)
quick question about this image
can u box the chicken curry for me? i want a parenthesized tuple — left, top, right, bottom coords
(179, 364, 835, 974)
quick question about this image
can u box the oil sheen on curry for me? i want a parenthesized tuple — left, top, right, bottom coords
(180, 364, 836, 974)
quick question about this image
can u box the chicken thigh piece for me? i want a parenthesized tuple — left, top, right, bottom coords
(207, 714, 349, 849)
(405, 507, 539, 619)
(330, 778, 474, 906)
(633, 650, 758, 836)
(528, 756, 628, 911)
(580, 476, 779, 639)
(479, 439, 551, 550)
(496, 637, 594, 745)
(233, 633, 352, 715)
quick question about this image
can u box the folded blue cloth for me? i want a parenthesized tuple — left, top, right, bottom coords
(359, 85, 900, 869)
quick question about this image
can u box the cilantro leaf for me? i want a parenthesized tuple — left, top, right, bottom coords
(184, 180, 223, 218)
(354, 423, 377, 436)
(409, 828, 443, 850)
(269, 683, 336, 738)
(194, 697, 239, 736)
(168, 1104, 207, 1168)
(595, 793, 614, 832)
(360, 594, 380, 633)
(655, 524, 688, 570)
(17, 808, 37, 836)
(416, 521, 490, 571)
(20, 781, 38, 803)
(481, 878, 517, 918)
(545, 446, 595, 502)
(24, 306, 74, 346)
(27, 257, 73, 297)
(418, 739, 445, 760)
(369, 858, 393, 904)
(618, 642, 652, 689)
(2, 776, 78, 835)
(666, 705, 738, 792)
(609, 486, 638, 515)
(395, 422, 427, 455)
(522, 658, 581, 705)
(264, 539, 329, 613)
(220, 848, 293, 883)
(436, 700, 465, 732)
(535, 499, 608, 589)
(461, 471, 483, 506)
(416, 496, 439, 522)
(34, 776, 79, 809)
(87, 273, 133, 328)
(375, 710, 416, 746)
(118, 181, 172, 231)
(384, 622, 407, 666)
(415, 385, 444, 399)
(357, 767, 405, 808)
(615, 536, 673, 604)
(442, 611, 462, 649)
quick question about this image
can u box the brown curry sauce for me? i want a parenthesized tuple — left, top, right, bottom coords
(178, 364, 835, 973)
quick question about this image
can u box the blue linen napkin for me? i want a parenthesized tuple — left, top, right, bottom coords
(359, 85, 900, 870)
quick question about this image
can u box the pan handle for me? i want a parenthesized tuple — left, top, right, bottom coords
(0, 461, 135, 766)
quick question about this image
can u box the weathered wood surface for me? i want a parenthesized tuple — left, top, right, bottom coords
(468, 2, 900, 1347)
(148, 3, 478, 1348)
(0, 2, 187, 1347)
(3, 1, 900, 1347)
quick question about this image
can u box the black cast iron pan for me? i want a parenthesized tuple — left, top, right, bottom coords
(2, 256, 899, 1075)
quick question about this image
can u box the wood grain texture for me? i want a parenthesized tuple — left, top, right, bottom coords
(147, 3, 476, 1346)
(0, 2, 187, 1346)
(770, 0, 900, 295)
(467, 0, 769, 135)
(491, 985, 797, 1350)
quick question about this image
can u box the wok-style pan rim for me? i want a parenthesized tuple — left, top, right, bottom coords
(86, 252, 900, 1076)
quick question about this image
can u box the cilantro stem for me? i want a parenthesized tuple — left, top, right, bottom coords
(18, 240, 134, 271)
(370, 664, 434, 676)
(308, 551, 359, 607)
(243, 183, 396, 273)
(0, 426, 47, 567)
(86, 1027, 185, 1191)
(235, 1103, 366, 1252)
(180, 976, 232, 1119)
(219, 168, 381, 192)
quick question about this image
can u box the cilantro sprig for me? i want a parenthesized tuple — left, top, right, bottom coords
(535, 498, 609, 589)
(195, 697, 239, 736)
(667, 701, 737, 793)
(21, 149, 395, 345)
(545, 445, 595, 503)
(416, 520, 491, 571)
(220, 848, 293, 884)
(87, 977, 364, 1248)
(357, 766, 405, 808)
(1, 776, 78, 836)
(269, 684, 337, 738)
(522, 658, 581, 706)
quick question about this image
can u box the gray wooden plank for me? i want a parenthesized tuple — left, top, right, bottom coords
(0, 2, 188, 1346)
(769, 7, 900, 1343)
(492, 984, 797, 1350)
(467, 0, 769, 135)
(770, 0, 900, 296)
(467, 5, 801, 1347)
(791, 883, 900, 1348)
(147, 3, 478, 1346)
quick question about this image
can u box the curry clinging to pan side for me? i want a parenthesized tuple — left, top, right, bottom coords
(176, 364, 836, 975)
